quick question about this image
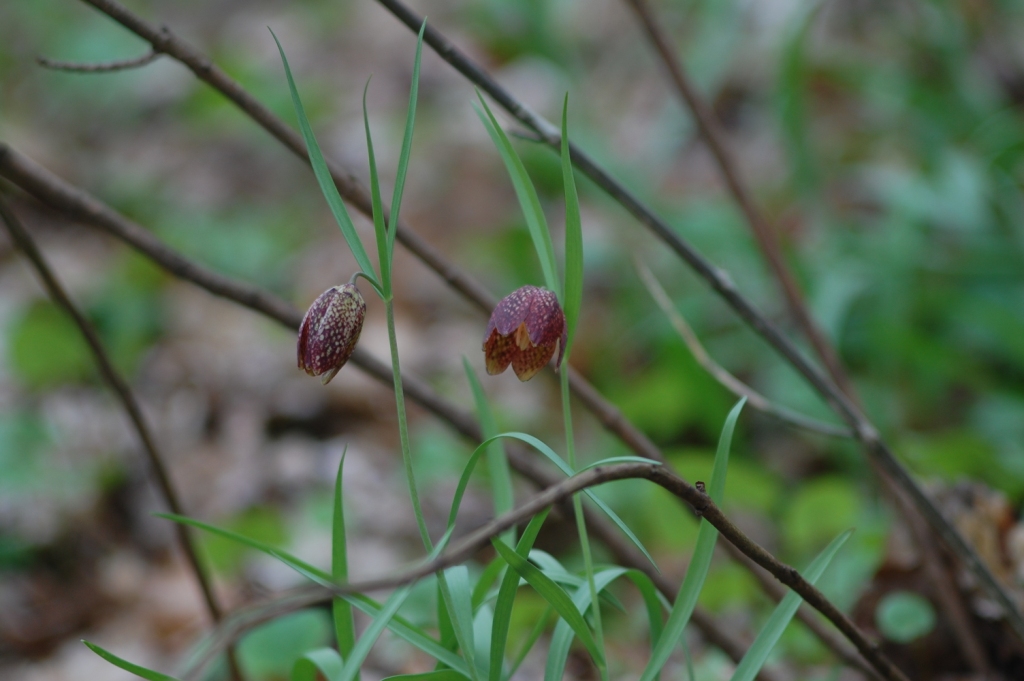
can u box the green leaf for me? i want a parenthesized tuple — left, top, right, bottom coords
(443, 566, 479, 676)
(332, 450, 356, 674)
(382, 672, 471, 681)
(388, 21, 427, 262)
(471, 556, 507, 610)
(491, 538, 604, 669)
(345, 593, 469, 674)
(875, 590, 936, 644)
(438, 579, 458, 654)
(341, 585, 414, 681)
(710, 398, 745, 503)
(83, 641, 179, 681)
(270, 29, 379, 291)
(474, 94, 560, 297)
(489, 510, 550, 681)
(560, 95, 583, 352)
(363, 79, 391, 296)
(340, 536, 455, 681)
(159, 513, 467, 674)
(8, 301, 93, 388)
(159, 513, 335, 586)
(639, 399, 744, 681)
(485, 431, 659, 568)
(463, 358, 514, 544)
(544, 568, 627, 681)
(730, 530, 853, 681)
(292, 647, 343, 681)
(506, 605, 553, 679)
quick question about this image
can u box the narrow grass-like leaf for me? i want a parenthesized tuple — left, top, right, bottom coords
(730, 529, 853, 681)
(471, 557, 507, 610)
(271, 30, 379, 291)
(472, 604, 494, 675)
(544, 568, 627, 681)
(160, 513, 335, 585)
(443, 566, 478, 676)
(474, 95, 560, 296)
(624, 570, 666, 652)
(160, 513, 465, 674)
(388, 21, 427, 261)
(463, 358, 514, 544)
(382, 672, 471, 681)
(710, 398, 746, 502)
(363, 80, 391, 296)
(340, 536, 454, 681)
(341, 585, 414, 681)
(507, 605, 553, 679)
(638, 399, 744, 681)
(292, 647, 343, 681)
(345, 592, 469, 674)
(489, 510, 550, 681)
(438, 579, 458, 653)
(485, 431, 658, 568)
(84, 641, 179, 681)
(332, 451, 356, 672)
(491, 538, 604, 668)
(560, 95, 583, 351)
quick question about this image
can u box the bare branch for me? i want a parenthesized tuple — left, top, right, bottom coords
(371, 0, 1024, 646)
(0, 142, 776, 679)
(620, 2, 1004, 666)
(636, 261, 852, 438)
(0, 197, 244, 681)
(620, 0, 852, 400)
(179, 462, 909, 681)
(36, 49, 160, 73)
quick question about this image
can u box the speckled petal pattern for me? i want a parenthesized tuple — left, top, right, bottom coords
(482, 285, 567, 382)
(297, 283, 366, 384)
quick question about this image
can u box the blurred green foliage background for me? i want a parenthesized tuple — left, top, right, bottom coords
(2, 0, 1024, 679)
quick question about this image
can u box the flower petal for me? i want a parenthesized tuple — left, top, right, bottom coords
(298, 284, 366, 380)
(510, 341, 556, 381)
(524, 288, 565, 347)
(485, 285, 539, 339)
(483, 329, 515, 375)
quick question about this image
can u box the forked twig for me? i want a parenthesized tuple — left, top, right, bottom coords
(0, 197, 243, 681)
(2, 143, 881, 681)
(0, 143, 780, 679)
(37, 49, 160, 73)
(636, 261, 851, 438)
(371, 0, 1024, 646)
(178, 462, 909, 681)
(620, 0, 852, 400)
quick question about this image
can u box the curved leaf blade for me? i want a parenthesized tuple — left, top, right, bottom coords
(84, 641, 179, 681)
(729, 530, 853, 681)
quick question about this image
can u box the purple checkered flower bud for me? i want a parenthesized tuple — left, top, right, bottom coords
(483, 285, 567, 381)
(297, 283, 366, 385)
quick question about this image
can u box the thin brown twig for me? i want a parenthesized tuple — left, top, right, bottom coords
(620, 0, 853, 401)
(22, 1, 960, 670)
(621, 0, 997, 667)
(370, 0, 1024, 647)
(636, 261, 852, 439)
(36, 49, 160, 73)
(0, 144, 790, 681)
(179, 462, 909, 681)
(0, 197, 244, 681)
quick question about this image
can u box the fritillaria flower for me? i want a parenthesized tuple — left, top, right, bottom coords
(297, 283, 366, 385)
(483, 285, 567, 381)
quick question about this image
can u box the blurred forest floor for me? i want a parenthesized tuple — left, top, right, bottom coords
(3, 0, 1024, 679)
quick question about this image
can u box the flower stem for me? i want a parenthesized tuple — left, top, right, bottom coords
(561, 366, 606, 679)
(385, 296, 431, 549)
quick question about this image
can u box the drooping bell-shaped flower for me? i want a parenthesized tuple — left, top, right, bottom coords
(297, 283, 366, 385)
(483, 285, 567, 381)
